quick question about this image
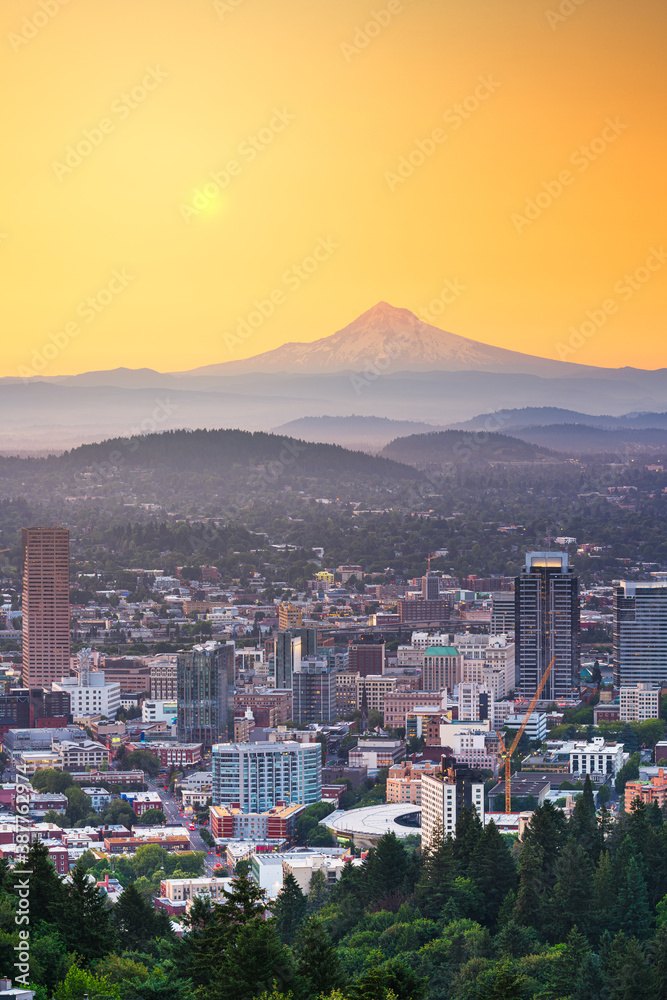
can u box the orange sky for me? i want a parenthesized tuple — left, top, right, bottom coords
(1, 0, 665, 376)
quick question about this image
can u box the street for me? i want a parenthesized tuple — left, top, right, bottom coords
(146, 777, 220, 875)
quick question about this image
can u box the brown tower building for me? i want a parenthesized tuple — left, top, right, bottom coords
(22, 527, 70, 688)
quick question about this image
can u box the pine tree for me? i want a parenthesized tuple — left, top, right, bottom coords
(550, 926, 592, 998)
(452, 807, 484, 875)
(59, 863, 112, 963)
(616, 855, 652, 939)
(649, 922, 667, 1000)
(514, 839, 546, 930)
(14, 839, 66, 926)
(205, 915, 297, 1000)
(468, 819, 517, 927)
(569, 776, 602, 861)
(306, 868, 330, 915)
(519, 801, 566, 890)
(593, 851, 617, 943)
(603, 931, 655, 1000)
(570, 951, 609, 1000)
(297, 918, 344, 998)
(415, 830, 459, 919)
(273, 872, 307, 944)
(113, 881, 156, 952)
(550, 838, 594, 941)
(363, 831, 409, 904)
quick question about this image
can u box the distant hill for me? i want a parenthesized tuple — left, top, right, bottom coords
(508, 424, 667, 454)
(272, 415, 444, 451)
(381, 429, 559, 468)
(452, 407, 667, 431)
(45, 427, 416, 479)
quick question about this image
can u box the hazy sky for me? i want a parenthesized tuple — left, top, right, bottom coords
(2, 0, 665, 376)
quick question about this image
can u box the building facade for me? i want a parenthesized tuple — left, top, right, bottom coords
(292, 659, 337, 724)
(421, 759, 485, 850)
(619, 683, 661, 722)
(422, 647, 462, 692)
(613, 582, 667, 686)
(22, 527, 70, 688)
(515, 552, 579, 700)
(212, 741, 321, 812)
(177, 641, 233, 747)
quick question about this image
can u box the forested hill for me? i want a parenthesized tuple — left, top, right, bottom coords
(382, 429, 559, 467)
(6, 428, 415, 479)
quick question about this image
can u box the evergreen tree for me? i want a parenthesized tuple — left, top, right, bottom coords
(619, 724, 639, 753)
(297, 918, 344, 998)
(474, 958, 529, 999)
(14, 840, 66, 926)
(648, 799, 663, 828)
(348, 958, 427, 1000)
(603, 931, 655, 1000)
(468, 819, 517, 927)
(273, 872, 307, 944)
(59, 864, 112, 963)
(113, 881, 158, 952)
(616, 855, 652, 939)
(205, 917, 297, 1000)
(569, 776, 602, 861)
(363, 832, 409, 904)
(550, 926, 592, 999)
(306, 868, 330, 915)
(593, 851, 617, 943)
(451, 808, 484, 875)
(415, 830, 459, 919)
(519, 801, 566, 890)
(551, 838, 594, 940)
(570, 951, 609, 1000)
(514, 839, 546, 930)
(649, 922, 667, 1000)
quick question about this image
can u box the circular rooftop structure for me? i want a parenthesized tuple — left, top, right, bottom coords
(322, 804, 421, 847)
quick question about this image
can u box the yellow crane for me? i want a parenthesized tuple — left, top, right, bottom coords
(497, 655, 556, 813)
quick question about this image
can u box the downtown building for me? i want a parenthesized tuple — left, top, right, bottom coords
(212, 741, 321, 812)
(421, 757, 485, 850)
(515, 552, 579, 701)
(613, 581, 667, 686)
(292, 658, 338, 724)
(22, 527, 70, 688)
(177, 641, 234, 748)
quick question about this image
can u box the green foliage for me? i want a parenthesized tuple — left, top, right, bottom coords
(136, 808, 166, 826)
(615, 752, 641, 795)
(295, 801, 336, 845)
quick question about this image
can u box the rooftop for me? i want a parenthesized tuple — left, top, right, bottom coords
(321, 803, 421, 840)
(424, 646, 460, 657)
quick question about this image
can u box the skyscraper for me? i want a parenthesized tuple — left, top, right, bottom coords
(292, 658, 337, 724)
(613, 581, 667, 686)
(275, 632, 302, 689)
(22, 527, 70, 688)
(177, 641, 234, 747)
(515, 551, 579, 700)
(422, 573, 440, 600)
(212, 741, 321, 812)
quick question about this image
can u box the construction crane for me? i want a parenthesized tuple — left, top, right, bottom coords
(497, 655, 556, 813)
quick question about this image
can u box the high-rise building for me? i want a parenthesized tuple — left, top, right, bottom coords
(275, 633, 302, 690)
(490, 592, 515, 635)
(177, 641, 234, 748)
(278, 604, 303, 630)
(515, 552, 579, 700)
(422, 574, 440, 600)
(613, 581, 667, 686)
(421, 758, 485, 850)
(292, 659, 337, 724)
(422, 646, 462, 692)
(212, 741, 321, 811)
(149, 656, 178, 700)
(348, 642, 385, 677)
(22, 527, 70, 689)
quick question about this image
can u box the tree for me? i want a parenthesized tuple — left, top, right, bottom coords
(273, 872, 307, 944)
(347, 958, 427, 1000)
(416, 829, 459, 919)
(113, 881, 162, 952)
(468, 819, 517, 927)
(364, 832, 409, 903)
(568, 776, 602, 860)
(597, 783, 611, 806)
(514, 839, 545, 930)
(603, 931, 655, 1000)
(14, 840, 66, 926)
(65, 786, 92, 825)
(53, 962, 120, 1000)
(616, 855, 652, 939)
(137, 808, 166, 826)
(297, 918, 344, 997)
(452, 807, 484, 875)
(306, 868, 330, 915)
(59, 863, 112, 963)
(550, 838, 594, 939)
(615, 753, 640, 796)
(126, 749, 161, 776)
